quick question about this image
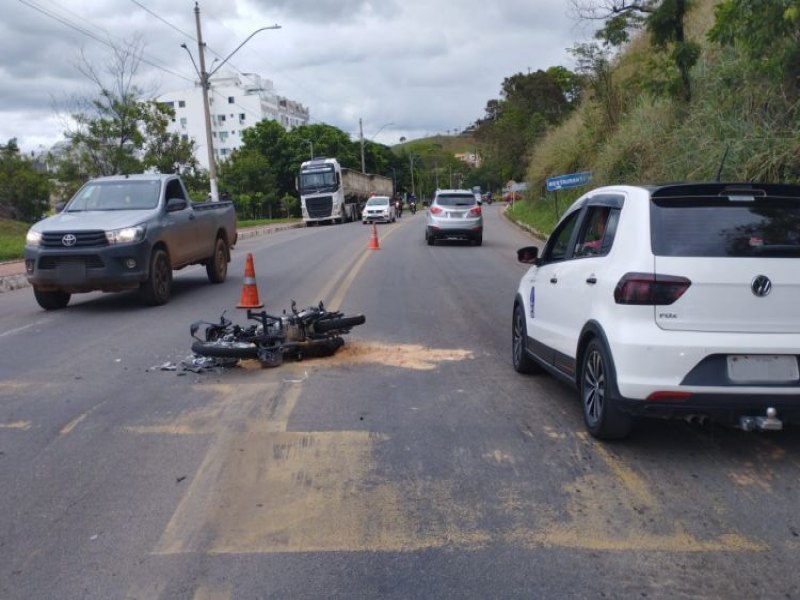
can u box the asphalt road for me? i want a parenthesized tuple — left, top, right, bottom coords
(1, 206, 799, 599)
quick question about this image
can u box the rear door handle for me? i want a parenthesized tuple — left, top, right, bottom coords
(586, 276, 597, 285)
(550, 277, 558, 284)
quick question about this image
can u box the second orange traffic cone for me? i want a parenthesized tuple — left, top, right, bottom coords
(237, 252, 264, 308)
(368, 223, 380, 250)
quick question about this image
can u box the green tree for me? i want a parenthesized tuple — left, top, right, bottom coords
(571, 0, 700, 101)
(709, 0, 800, 82)
(0, 139, 51, 222)
(60, 39, 193, 179)
(141, 101, 197, 174)
(218, 148, 277, 218)
(474, 69, 577, 181)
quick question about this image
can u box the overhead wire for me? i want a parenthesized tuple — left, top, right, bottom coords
(124, 0, 307, 128)
(19, 0, 195, 83)
(197, 2, 324, 115)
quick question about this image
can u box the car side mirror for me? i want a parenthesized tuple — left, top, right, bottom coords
(166, 197, 188, 212)
(55, 202, 66, 213)
(517, 246, 539, 264)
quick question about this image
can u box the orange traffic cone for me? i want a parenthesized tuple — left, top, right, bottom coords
(368, 223, 380, 250)
(237, 252, 264, 308)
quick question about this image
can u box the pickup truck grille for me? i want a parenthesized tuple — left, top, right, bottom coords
(41, 231, 108, 248)
(38, 255, 105, 270)
(306, 196, 333, 218)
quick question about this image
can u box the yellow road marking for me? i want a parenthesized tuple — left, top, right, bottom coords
(192, 586, 231, 600)
(319, 219, 409, 310)
(512, 529, 765, 552)
(0, 421, 32, 430)
(579, 432, 659, 510)
(60, 411, 90, 436)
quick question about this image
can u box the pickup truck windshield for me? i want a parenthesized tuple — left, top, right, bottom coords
(67, 180, 161, 212)
(299, 168, 336, 193)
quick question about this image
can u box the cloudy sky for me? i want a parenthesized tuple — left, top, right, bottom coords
(3, 0, 591, 154)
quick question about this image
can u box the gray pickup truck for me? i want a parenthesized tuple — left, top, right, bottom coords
(24, 174, 237, 309)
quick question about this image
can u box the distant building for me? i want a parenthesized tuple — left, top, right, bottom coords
(158, 71, 310, 170)
(454, 152, 481, 168)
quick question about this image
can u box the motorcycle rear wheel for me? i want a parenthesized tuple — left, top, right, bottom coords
(191, 340, 259, 359)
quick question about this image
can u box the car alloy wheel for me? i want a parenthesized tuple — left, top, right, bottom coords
(580, 338, 632, 440)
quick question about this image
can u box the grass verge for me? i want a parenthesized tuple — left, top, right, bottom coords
(0, 220, 28, 261)
(237, 218, 302, 228)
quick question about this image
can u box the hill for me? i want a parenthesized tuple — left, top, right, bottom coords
(393, 134, 477, 157)
(516, 0, 800, 236)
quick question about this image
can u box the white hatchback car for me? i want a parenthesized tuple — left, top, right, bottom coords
(512, 183, 800, 439)
(362, 196, 396, 224)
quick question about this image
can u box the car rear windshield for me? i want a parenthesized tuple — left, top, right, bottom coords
(651, 196, 800, 257)
(436, 194, 476, 207)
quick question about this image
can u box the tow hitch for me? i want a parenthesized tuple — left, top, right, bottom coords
(739, 407, 782, 432)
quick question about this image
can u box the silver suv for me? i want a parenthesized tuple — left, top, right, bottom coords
(425, 189, 483, 246)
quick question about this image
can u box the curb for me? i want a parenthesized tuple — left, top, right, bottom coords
(501, 203, 548, 241)
(0, 273, 29, 294)
(0, 222, 306, 295)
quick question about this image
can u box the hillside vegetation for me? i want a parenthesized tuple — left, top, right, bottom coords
(394, 135, 477, 157)
(518, 0, 800, 236)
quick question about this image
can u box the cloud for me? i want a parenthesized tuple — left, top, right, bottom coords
(2, 0, 587, 151)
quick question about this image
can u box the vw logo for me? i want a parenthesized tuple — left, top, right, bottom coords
(751, 275, 772, 297)
(61, 234, 77, 247)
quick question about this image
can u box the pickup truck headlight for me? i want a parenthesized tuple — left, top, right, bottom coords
(105, 225, 145, 245)
(26, 230, 42, 247)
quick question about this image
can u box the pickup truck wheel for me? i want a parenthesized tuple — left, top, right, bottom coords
(206, 237, 228, 283)
(140, 248, 172, 306)
(33, 287, 70, 310)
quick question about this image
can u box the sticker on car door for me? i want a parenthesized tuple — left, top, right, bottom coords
(529, 287, 535, 318)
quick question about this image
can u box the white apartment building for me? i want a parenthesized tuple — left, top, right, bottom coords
(158, 71, 309, 170)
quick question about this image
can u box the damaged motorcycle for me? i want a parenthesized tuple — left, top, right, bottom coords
(190, 300, 365, 368)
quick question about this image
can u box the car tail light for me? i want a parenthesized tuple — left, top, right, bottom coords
(430, 206, 443, 215)
(646, 391, 693, 402)
(469, 206, 482, 216)
(614, 272, 691, 305)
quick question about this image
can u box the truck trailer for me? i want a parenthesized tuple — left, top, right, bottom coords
(297, 158, 393, 225)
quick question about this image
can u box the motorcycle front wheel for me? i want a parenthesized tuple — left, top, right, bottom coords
(313, 315, 366, 333)
(191, 340, 259, 359)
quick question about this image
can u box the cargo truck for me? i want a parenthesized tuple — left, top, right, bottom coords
(297, 158, 393, 225)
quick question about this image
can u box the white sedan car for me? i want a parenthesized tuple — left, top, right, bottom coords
(362, 196, 396, 224)
(512, 183, 800, 439)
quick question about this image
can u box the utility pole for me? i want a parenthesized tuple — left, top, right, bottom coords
(184, 3, 280, 202)
(193, 3, 218, 201)
(359, 118, 366, 173)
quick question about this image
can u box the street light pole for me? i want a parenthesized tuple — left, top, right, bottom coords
(192, 4, 217, 200)
(186, 2, 280, 201)
(359, 118, 365, 173)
